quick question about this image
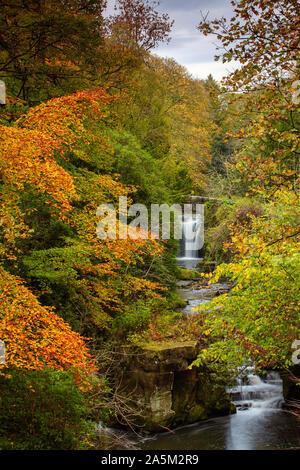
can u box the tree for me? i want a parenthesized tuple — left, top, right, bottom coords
(106, 0, 174, 51)
(0, 266, 95, 377)
(198, 0, 300, 194)
(194, 190, 299, 370)
(198, 0, 300, 90)
(193, 0, 300, 373)
(0, 367, 95, 449)
(0, 0, 107, 103)
(114, 55, 214, 194)
(1, 87, 165, 340)
(0, 0, 174, 105)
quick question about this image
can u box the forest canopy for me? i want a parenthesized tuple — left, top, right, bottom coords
(0, 0, 299, 450)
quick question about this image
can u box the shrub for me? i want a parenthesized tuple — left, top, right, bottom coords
(112, 300, 152, 335)
(204, 198, 263, 264)
(0, 368, 93, 450)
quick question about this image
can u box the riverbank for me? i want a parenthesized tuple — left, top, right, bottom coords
(99, 264, 300, 450)
(136, 274, 300, 450)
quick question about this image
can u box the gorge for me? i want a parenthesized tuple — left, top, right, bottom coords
(101, 212, 300, 450)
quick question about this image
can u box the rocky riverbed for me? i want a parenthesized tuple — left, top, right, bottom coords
(177, 277, 233, 315)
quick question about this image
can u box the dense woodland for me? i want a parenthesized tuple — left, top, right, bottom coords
(0, 0, 299, 449)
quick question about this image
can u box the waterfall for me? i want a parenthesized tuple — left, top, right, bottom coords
(177, 213, 203, 268)
(228, 369, 284, 410)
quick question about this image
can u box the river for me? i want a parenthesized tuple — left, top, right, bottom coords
(138, 221, 299, 451)
(138, 280, 300, 450)
(140, 369, 300, 450)
(98, 214, 300, 450)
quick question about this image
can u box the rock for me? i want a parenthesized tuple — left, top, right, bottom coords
(280, 365, 300, 403)
(196, 261, 216, 273)
(176, 268, 200, 280)
(235, 402, 252, 411)
(116, 342, 235, 432)
(177, 280, 193, 288)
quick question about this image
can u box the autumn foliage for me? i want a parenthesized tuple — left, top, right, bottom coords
(0, 267, 95, 375)
(194, 0, 300, 372)
(0, 86, 166, 377)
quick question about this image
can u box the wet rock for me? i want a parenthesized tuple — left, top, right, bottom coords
(177, 280, 194, 288)
(235, 403, 252, 411)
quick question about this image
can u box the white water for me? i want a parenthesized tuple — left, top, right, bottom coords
(222, 369, 289, 450)
(177, 213, 203, 269)
(142, 369, 299, 450)
(229, 369, 284, 411)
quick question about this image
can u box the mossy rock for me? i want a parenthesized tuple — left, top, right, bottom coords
(176, 267, 200, 280)
(280, 365, 300, 402)
(196, 261, 216, 273)
(115, 343, 235, 432)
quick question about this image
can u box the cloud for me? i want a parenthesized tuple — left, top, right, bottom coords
(186, 60, 240, 81)
(154, 1, 238, 80)
(105, 0, 117, 15)
(104, 0, 239, 82)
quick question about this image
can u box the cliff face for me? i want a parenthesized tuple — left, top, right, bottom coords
(117, 341, 235, 432)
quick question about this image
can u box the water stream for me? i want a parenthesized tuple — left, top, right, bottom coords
(138, 233, 300, 450)
(99, 217, 300, 450)
(140, 365, 299, 450)
(141, 378, 299, 450)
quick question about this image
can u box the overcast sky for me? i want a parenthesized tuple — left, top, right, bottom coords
(105, 0, 240, 81)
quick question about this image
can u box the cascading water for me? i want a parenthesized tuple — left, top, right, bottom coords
(228, 368, 284, 411)
(177, 213, 203, 269)
(223, 369, 295, 450)
(141, 366, 300, 450)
